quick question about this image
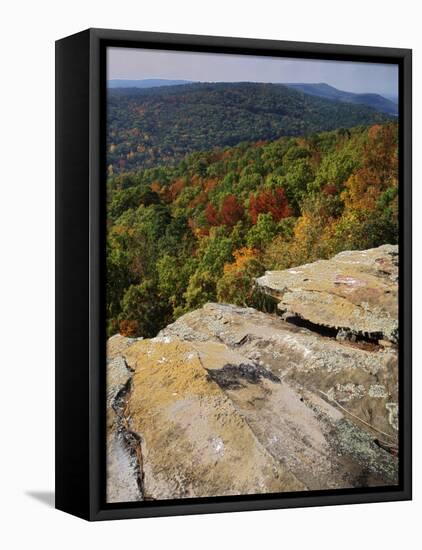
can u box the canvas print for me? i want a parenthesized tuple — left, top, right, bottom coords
(105, 47, 399, 503)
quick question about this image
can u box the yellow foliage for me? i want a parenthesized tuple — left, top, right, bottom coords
(223, 247, 257, 274)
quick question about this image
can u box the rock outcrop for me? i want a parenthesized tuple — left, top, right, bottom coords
(256, 244, 398, 344)
(107, 245, 399, 503)
(106, 334, 143, 503)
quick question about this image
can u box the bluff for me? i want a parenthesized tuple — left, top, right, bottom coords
(107, 245, 399, 502)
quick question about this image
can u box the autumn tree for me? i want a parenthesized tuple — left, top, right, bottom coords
(220, 195, 244, 227)
(205, 202, 220, 226)
(249, 188, 292, 224)
(217, 247, 264, 307)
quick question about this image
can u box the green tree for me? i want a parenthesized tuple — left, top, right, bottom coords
(119, 280, 171, 338)
(246, 213, 278, 249)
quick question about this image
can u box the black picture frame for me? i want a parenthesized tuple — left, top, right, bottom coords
(55, 28, 412, 521)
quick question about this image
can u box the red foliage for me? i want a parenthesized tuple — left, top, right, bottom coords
(249, 188, 292, 224)
(205, 202, 220, 226)
(168, 178, 185, 200)
(322, 183, 337, 196)
(220, 195, 244, 227)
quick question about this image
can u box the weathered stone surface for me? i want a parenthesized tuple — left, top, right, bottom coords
(160, 303, 398, 488)
(123, 337, 304, 499)
(106, 248, 399, 502)
(255, 245, 398, 343)
(106, 334, 143, 503)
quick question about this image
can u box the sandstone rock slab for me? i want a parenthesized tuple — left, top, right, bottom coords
(123, 337, 304, 499)
(106, 247, 399, 502)
(160, 303, 398, 488)
(255, 245, 398, 343)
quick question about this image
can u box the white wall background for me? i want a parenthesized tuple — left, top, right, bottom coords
(0, 0, 419, 547)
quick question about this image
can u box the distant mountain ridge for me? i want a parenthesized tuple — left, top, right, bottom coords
(108, 79, 192, 88)
(107, 81, 392, 174)
(286, 83, 398, 115)
(108, 79, 398, 116)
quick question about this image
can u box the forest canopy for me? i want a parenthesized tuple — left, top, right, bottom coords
(107, 82, 392, 174)
(106, 122, 398, 338)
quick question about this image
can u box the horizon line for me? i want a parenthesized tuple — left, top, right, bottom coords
(107, 79, 398, 99)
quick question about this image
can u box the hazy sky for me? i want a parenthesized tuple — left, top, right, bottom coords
(107, 47, 399, 97)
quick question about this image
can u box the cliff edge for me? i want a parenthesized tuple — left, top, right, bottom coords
(107, 245, 399, 502)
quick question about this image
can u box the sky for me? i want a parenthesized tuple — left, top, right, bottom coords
(107, 47, 399, 98)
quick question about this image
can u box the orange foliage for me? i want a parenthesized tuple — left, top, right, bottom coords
(168, 178, 185, 200)
(119, 319, 139, 337)
(150, 181, 161, 194)
(204, 179, 218, 193)
(223, 247, 257, 274)
(343, 124, 398, 211)
(368, 124, 383, 140)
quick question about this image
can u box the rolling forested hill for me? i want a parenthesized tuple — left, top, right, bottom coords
(107, 82, 392, 174)
(106, 122, 398, 338)
(286, 83, 398, 116)
(108, 78, 192, 89)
